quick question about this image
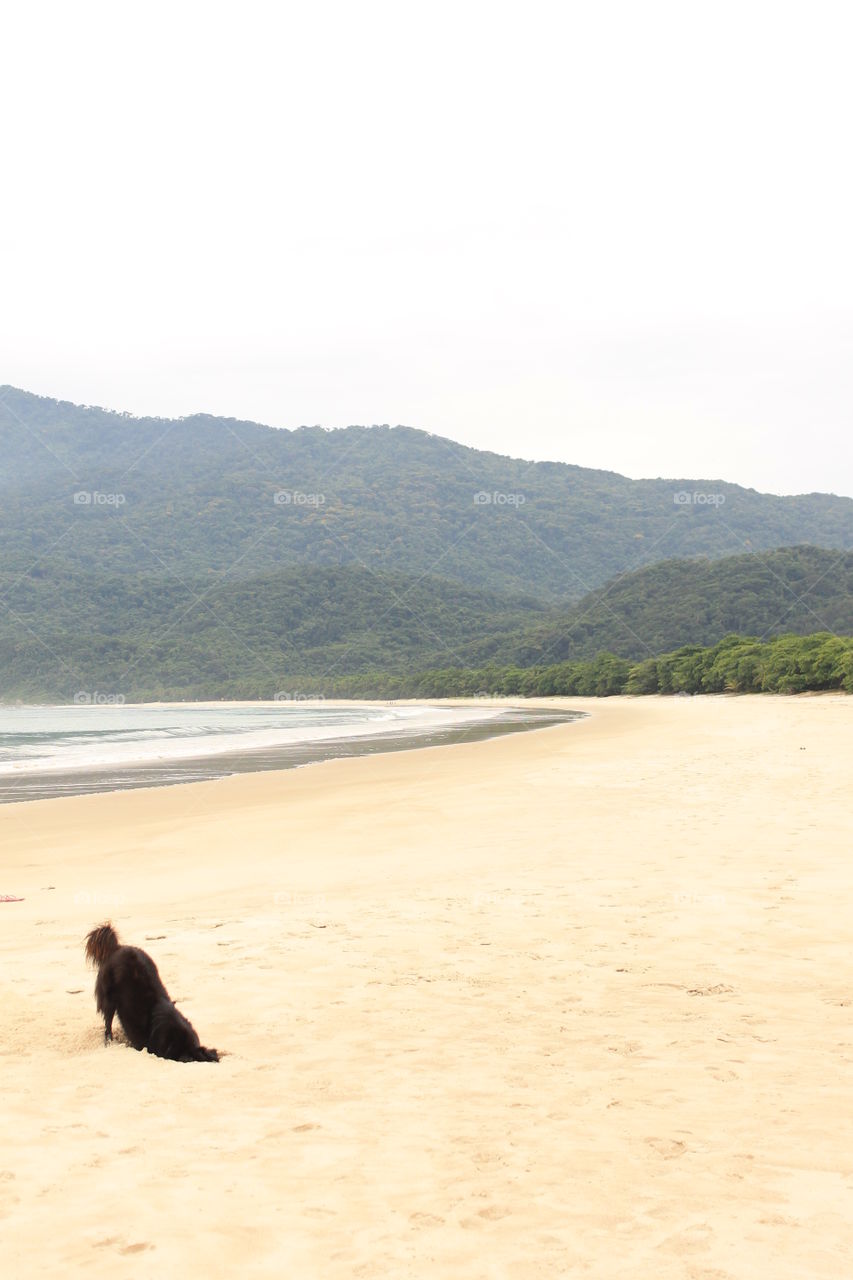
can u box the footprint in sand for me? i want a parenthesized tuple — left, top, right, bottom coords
(461, 1205, 512, 1227)
(607, 1040, 643, 1055)
(477, 1204, 512, 1220)
(660, 1222, 714, 1254)
(645, 1137, 687, 1158)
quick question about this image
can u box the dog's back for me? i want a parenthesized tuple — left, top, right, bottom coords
(94, 943, 171, 1052)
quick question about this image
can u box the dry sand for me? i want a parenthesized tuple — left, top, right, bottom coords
(1, 694, 852, 1279)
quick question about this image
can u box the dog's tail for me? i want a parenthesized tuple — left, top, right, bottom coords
(85, 922, 120, 967)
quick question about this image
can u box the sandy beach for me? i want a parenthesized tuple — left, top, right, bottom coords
(1, 694, 852, 1279)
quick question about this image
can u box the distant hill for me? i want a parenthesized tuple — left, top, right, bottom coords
(3, 386, 853, 602)
(465, 546, 853, 666)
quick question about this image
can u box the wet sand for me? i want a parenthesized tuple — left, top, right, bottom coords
(1, 695, 852, 1278)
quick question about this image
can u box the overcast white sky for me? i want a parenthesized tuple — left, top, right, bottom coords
(3, 0, 852, 496)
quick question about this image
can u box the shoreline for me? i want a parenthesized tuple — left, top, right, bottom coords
(0, 702, 579, 805)
(2, 694, 852, 1277)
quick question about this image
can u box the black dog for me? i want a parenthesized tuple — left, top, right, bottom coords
(85, 923, 219, 1063)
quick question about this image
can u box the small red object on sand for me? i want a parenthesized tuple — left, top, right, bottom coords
(1, 895, 24, 902)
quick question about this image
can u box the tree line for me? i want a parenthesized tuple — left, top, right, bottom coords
(318, 633, 853, 699)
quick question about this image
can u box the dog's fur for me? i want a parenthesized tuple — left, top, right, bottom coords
(85, 923, 218, 1063)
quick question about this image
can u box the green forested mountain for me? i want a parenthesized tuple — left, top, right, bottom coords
(3, 386, 853, 601)
(2, 387, 852, 703)
(0, 564, 551, 701)
(461, 546, 853, 667)
(2, 545, 850, 703)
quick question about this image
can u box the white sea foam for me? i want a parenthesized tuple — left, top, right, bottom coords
(0, 703, 502, 777)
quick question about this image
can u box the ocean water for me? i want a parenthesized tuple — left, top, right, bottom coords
(0, 702, 463, 775)
(0, 701, 577, 803)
